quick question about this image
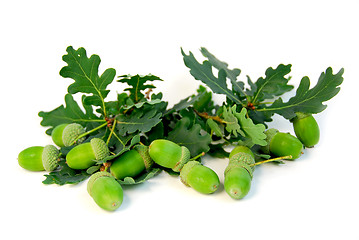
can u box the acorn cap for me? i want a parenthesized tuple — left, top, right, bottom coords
(62, 123, 86, 147)
(172, 146, 191, 172)
(230, 152, 255, 172)
(134, 145, 153, 170)
(225, 160, 254, 179)
(42, 145, 60, 171)
(262, 128, 279, 154)
(179, 160, 201, 186)
(87, 171, 113, 196)
(90, 138, 110, 161)
(291, 112, 311, 122)
(225, 150, 256, 178)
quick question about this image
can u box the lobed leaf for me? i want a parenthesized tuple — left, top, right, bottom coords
(116, 109, 162, 135)
(259, 67, 344, 119)
(38, 94, 101, 135)
(251, 64, 293, 103)
(200, 47, 244, 95)
(42, 160, 90, 185)
(167, 117, 212, 156)
(222, 106, 267, 146)
(117, 168, 162, 185)
(60, 46, 116, 110)
(234, 107, 267, 146)
(222, 106, 245, 137)
(118, 74, 163, 103)
(181, 48, 243, 106)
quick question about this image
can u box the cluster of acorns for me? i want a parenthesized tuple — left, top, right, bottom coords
(18, 113, 319, 211)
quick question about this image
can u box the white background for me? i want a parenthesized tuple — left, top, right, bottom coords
(1, 0, 358, 239)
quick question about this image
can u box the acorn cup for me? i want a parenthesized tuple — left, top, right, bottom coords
(51, 123, 86, 147)
(18, 145, 60, 171)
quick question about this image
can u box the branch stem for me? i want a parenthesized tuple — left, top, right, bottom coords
(251, 155, 293, 166)
(190, 152, 205, 161)
(106, 119, 117, 145)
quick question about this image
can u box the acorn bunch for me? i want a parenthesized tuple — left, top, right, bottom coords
(17, 46, 342, 211)
(18, 113, 320, 210)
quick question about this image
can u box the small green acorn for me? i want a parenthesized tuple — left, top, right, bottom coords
(224, 146, 255, 200)
(51, 123, 86, 147)
(110, 145, 153, 180)
(18, 145, 60, 171)
(148, 139, 190, 172)
(66, 138, 109, 170)
(262, 128, 303, 159)
(180, 161, 220, 194)
(291, 112, 320, 148)
(87, 171, 124, 211)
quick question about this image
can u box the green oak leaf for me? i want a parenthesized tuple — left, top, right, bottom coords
(222, 106, 245, 137)
(100, 134, 141, 164)
(165, 89, 206, 115)
(200, 47, 245, 95)
(251, 64, 293, 104)
(167, 117, 212, 156)
(60, 46, 116, 110)
(192, 85, 215, 113)
(222, 106, 267, 146)
(116, 109, 162, 135)
(259, 67, 344, 119)
(234, 107, 267, 146)
(38, 94, 100, 135)
(117, 168, 162, 185)
(181, 48, 244, 106)
(118, 74, 163, 103)
(207, 143, 230, 158)
(42, 160, 90, 185)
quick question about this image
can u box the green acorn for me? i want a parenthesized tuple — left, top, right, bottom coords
(51, 123, 86, 147)
(148, 139, 190, 172)
(66, 138, 109, 170)
(224, 146, 255, 200)
(18, 145, 60, 171)
(180, 161, 220, 194)
(87, 171, 124, 211)
(263, 128, 303, 159)
(110, 145, 153, 180)
(291, 112, 320, 148)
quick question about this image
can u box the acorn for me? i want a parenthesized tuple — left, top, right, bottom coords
(87, 171, 123, 211)
(148, 139, 190, 172)
(66, 138, 109, 170)
(291, 112, 320, 148)
(224, 146, 255, 200)
(18, 145, 60, 171)
(110, 145, 153, 180)
(262, 128, 303, 159)
(51, 123, 86, 147)
(180, 161, 220, 194)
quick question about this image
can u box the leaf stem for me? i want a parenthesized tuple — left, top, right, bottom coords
(193, 109, 225, 123)
(106, 119, 117, 145)
(112, 131, 126, 148)
(257, 101, 274, 105)
(251, 155, 293, 166)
